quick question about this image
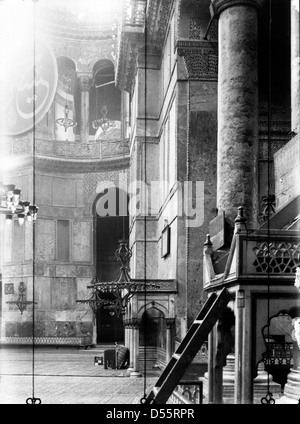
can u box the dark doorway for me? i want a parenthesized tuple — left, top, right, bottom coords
(96, 292, 124, 343)
(139, 308, 166, 349)
(94, 187, 129, 344)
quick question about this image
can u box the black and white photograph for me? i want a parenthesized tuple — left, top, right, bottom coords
(0, 0, 299, 411)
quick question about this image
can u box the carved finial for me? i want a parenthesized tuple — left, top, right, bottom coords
(204, 234, 213, 256)
(204, 234, 213, 246)
(235, 206, 245, 222)
(234, 206, 247, 233)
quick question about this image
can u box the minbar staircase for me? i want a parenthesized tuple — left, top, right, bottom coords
(144, 287, 231, 404)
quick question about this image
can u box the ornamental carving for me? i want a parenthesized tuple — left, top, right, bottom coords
(78, 74, 93, 92)
(147, 0, 173, 50)
(253, 242, 300, 274)
(188, 1, 218, 41)
(177, 40, 218, 80)
(116, 36, 144, 92)
(83, 170, 129, 216)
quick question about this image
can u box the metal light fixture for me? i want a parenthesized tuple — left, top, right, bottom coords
(6, 281, 37, 315)
(0, 183, 38, 225)
(92, 105, 116, 135)
(55, 103, 77, 132)
(77, 239, 159, 318)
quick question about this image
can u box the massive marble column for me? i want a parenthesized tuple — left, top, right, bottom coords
(291, 0, 300, 134)
(211, 0, 263, 229)
(78, 73, 93, 143)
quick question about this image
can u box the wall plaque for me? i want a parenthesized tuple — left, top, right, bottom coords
(4, 283, 14, 295)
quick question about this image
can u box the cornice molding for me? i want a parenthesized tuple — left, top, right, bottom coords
(19, 156, 130, 174)
(211, 0, 264, 16)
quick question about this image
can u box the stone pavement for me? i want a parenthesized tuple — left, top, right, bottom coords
(0, 346, 160, 404)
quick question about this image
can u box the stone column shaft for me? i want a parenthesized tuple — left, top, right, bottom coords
(130, 320, 142, 377)
(234, 290, 244, 404)
(127, 324, 134, 372)
(78, 74, 92, 142)
(212, 0, 262, 229)
(208, 326, 216, 403)
(165, 319, 174, 364)
(291, 0, 300, 134)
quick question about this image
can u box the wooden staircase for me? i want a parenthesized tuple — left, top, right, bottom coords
(144, 287, 231, 404)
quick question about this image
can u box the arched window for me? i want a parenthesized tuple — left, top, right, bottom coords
(89, 60, 121, 136)
(55, 57, 77, 140)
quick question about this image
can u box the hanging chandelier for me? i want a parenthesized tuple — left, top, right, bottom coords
(6, 281, 37, 315)
(55, 103, 77, 132)
(77, 239, 159, 318)
(0, 183, 39, 226)
(92, 105, 116, 135)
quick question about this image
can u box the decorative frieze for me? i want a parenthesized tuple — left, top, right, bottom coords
(177, 40, 218, 81)
(147, 0, 173, 50)
(0, 336, 93, 346)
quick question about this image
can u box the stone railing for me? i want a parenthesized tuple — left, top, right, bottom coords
(204, 229, 300, 287)
(167, 381, 203, 405)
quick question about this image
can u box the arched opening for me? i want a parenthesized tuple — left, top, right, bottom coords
(90, 60, 121, 136)
(94, 186, 129, 344)
(55, 57, 77, 140)
(139, 307, 166, 368)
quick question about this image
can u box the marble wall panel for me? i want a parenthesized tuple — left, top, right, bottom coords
(5, 321, 18, 337)
(34, 321, 46, 337)
(75, 266, 94, 278)
(35, 277, 51, 309)
(56, 265, 77, 277)
(73, 221, 92, 262)
(52, 177, 76, 207)
(12, 221, 24, 262)
(274, 135, 300, 211)
(76, 278, 92, 302)
(134, 240, 158, 279)
(3, 223, 12, 263)
(56, 321, 76, 337)
(76, 178, 84, 208)
(45, 321, 57, 337)
(76, 321, 93, 336)
(35, 175, 52, 206)
(137, 68, 160, 119)
(17, 321, 33, 337)
(51, 278, 76, 310)
(36, 219, 55, 261)
(24, 222, 33, 261)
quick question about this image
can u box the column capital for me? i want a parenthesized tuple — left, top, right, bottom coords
(78, 73, 93, 91)
(210, 0, 263, 16)
(132, 318, 141, 328)
(165, 318, 175, 329)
